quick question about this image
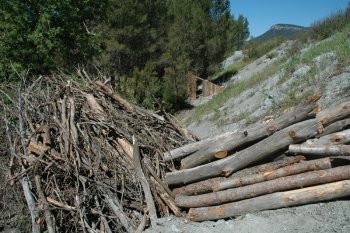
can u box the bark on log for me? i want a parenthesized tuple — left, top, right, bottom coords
(289, 144, 350, 157)
(188, 179, 350, 221)
(172, 155, 305, 195)
(181, 101, 318, 169)
(321, 118, 350, 136)
(316, 101, 350, 126)
(212, 157, 332, 192)
(164, 131, 234, 162)
(176, 163, 350, 208)
(305, 129, 350, 145)
(166, 119, 322, 185)
(132, 136, 157, 227)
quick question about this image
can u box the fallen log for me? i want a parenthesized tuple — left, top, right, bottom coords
(166, 119, 322, 185)
(289, 144, 350, 157)
(316, 101, 350, 126)
(176, 163, 350, 208)
(181, 101, 318, 169)
(212, 157, 333, 192)
(188, 179, 350, 221)
(305, 129, 350, 145)
(172, 155, 305, 195)
(321, 118, 350, 136)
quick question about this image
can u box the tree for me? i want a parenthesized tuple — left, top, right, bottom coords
(0, 0, 107, 80)
(234, 15, 250, 50)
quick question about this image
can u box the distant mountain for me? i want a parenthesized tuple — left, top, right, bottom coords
(254, 24, 309, 41)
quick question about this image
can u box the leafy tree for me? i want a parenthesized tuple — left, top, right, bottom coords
(234, 15, 250, 50)
(0, 0, 107, 80)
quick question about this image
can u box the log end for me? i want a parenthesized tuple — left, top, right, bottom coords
(215, 151, 228, 159)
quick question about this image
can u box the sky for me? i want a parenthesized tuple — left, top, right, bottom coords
(230, 0, 349, 37)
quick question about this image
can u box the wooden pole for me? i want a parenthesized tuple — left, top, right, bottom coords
(166, 119, 322, 185)
(188, 179, 350, 221)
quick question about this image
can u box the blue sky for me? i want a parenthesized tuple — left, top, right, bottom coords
(230, 0, 349, 37)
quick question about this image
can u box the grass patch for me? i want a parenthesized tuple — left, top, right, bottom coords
(209, 60, 248, 82)
(302, 25, 350, 65)
(185, 57, 286, 124)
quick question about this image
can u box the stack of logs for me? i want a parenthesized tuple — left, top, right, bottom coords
(164, 96, 350, 221)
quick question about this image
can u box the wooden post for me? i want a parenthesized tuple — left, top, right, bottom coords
(289, 144, 350, 156)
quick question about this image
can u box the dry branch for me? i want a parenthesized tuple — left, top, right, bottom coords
(166, 119, 322, 185)
(172, 155, 305, 195)
(188, 179, 350, 221)
(181, 101, 318, 169)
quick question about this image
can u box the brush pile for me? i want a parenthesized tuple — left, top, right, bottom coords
(2, 73, 194, 233)
(165, 96, 350, 221)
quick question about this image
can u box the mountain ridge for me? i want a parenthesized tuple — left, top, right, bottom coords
(255, 23, 309, 41)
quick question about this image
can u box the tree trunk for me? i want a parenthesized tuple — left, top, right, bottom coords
(320, 118, 350, 136)
(176, 164, 350, 208)
(305, 129, 350, 145)
(212, 157, 332, 192)
(172, 155, 305, 195)
(188, 179, 350, 221)
(166, 119, 322, 186)
(181, 101, 318, 169)
(316, 101, 350, 126)
(289, 144, 350, 157)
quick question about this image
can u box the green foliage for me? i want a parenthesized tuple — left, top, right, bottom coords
(0, 0, 108, 80)
(308, 3, 350, 40)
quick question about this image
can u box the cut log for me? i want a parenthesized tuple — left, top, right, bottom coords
(305, 129, 350, 145)
(316, 101, 350, 126)
(188, 179, 350, 221)
(212, 157, 332, 192)
(166, 119, 322, 185)
(321, 118, 350, 136)
(172, 155, 305, 195)
(176, 163, 350, 208)
(164, 131, 235, 162)
(181, 101, 318, 169)
(289, 144, 350, 157)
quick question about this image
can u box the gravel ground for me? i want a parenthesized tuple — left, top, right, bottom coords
(144, 201, 350, 233)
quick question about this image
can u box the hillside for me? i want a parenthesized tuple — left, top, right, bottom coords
(146, 24, 350, 233)
(255, 24, 308, 41)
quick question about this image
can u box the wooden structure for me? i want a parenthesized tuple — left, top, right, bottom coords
(187, 73, 224, 100)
